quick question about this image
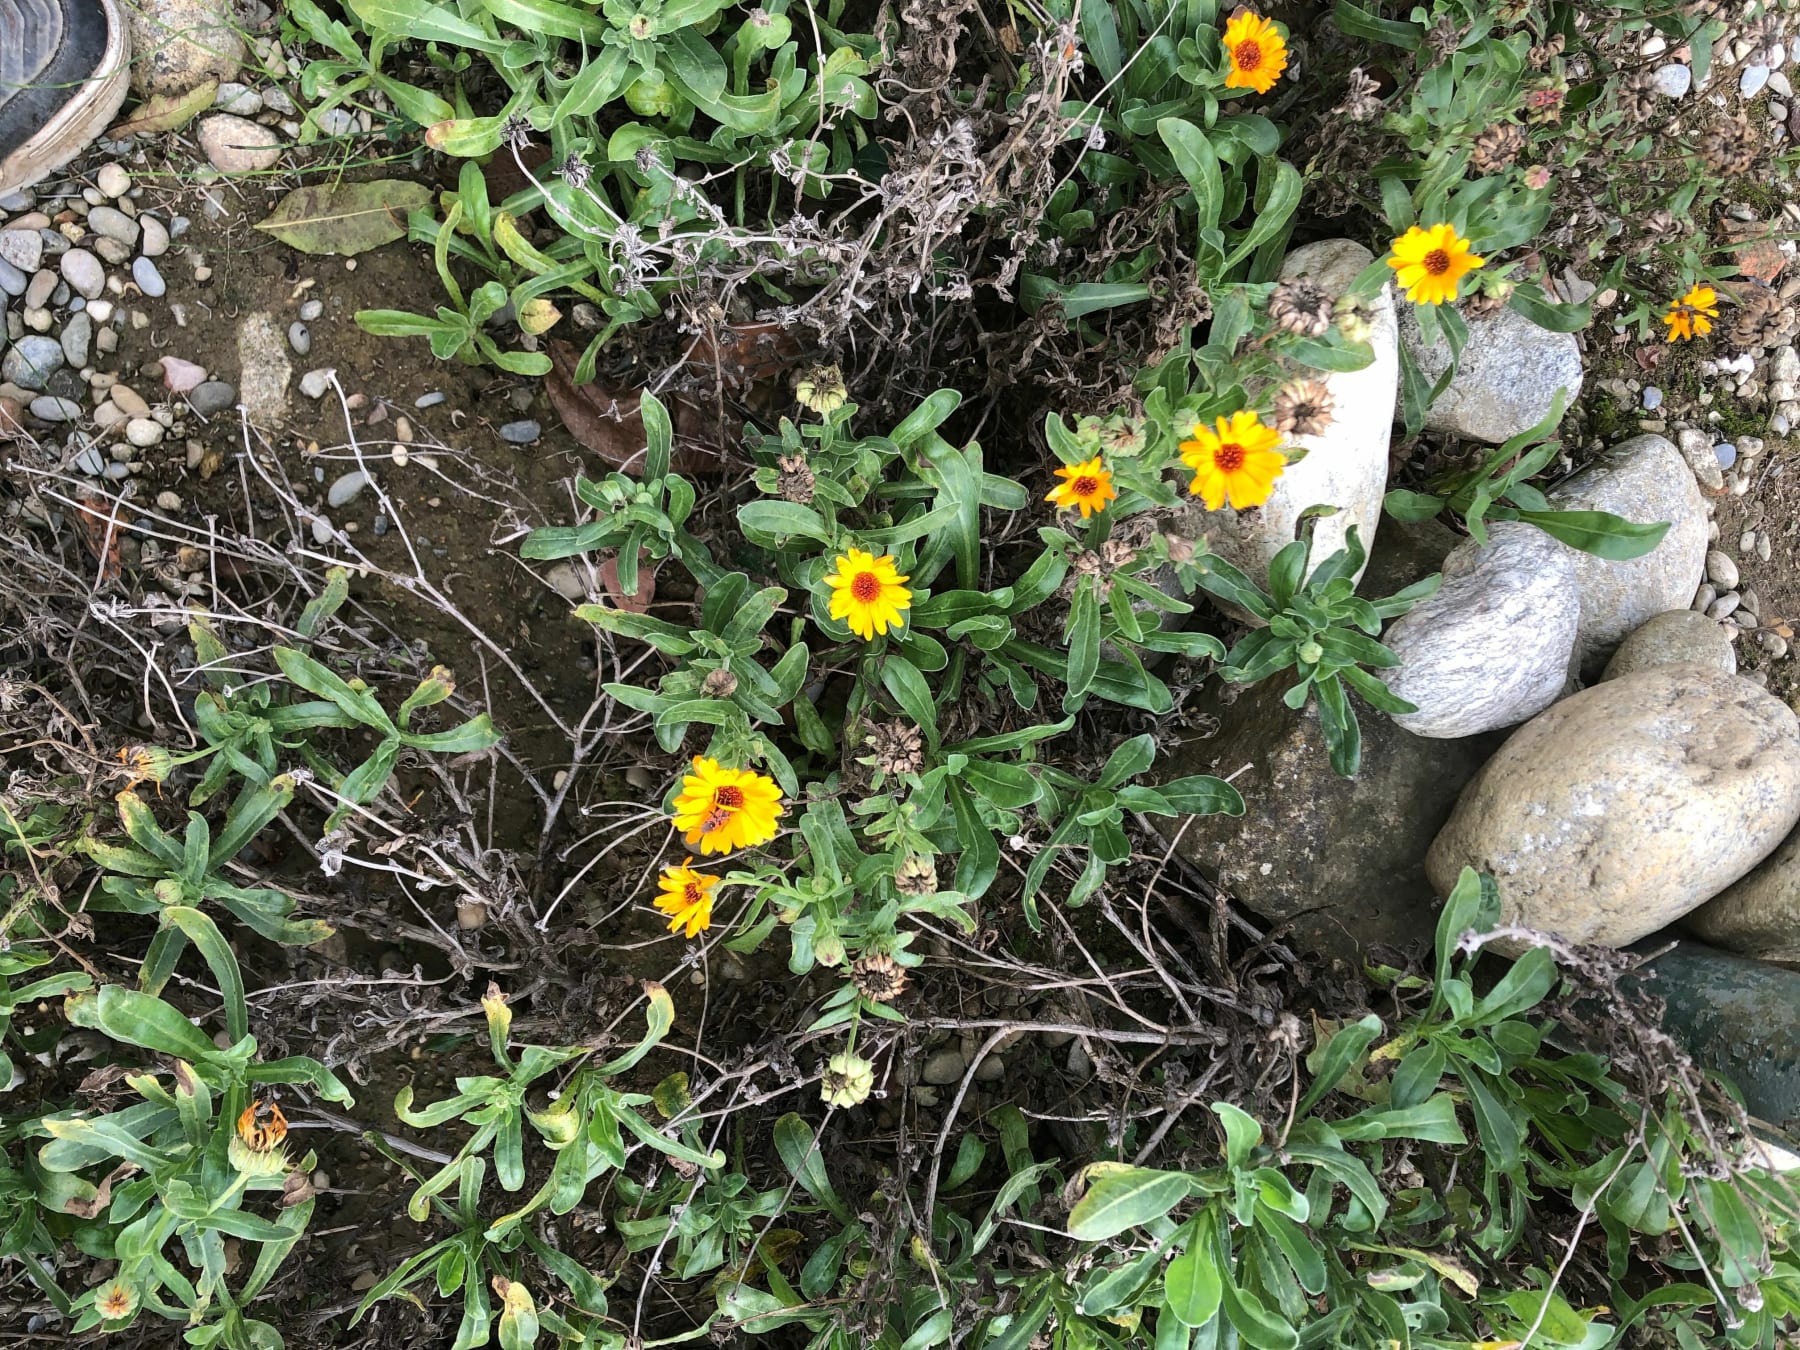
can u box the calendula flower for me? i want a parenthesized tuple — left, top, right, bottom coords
(852, 952, 907, 1003)
(824, 548, 912, 641)
(1221, 11, 1288, 94)
(1045, 456, 1119, 519)
(1664, 284, 1720, 342)
(820, 1051, 875, 1108)
(795, 364, 848, 414)
(94, 1280, 138, 1321)
(654, 864, 717, 938)
(1387, 223, 1486, 305)
(1179, 410, 1287, 511)
(672, 756, 785, 854)
(229, 1097, 291, 1176)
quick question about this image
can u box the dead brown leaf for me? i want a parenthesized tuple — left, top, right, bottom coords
(599, 552, 659, 615)
(545, 343, 727, 476)
(63, 1162, 138, 1219)
(110, 81, 217, 138)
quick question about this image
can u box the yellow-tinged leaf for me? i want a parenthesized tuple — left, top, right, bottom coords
(110, 82, 217, 138)
(255, 180, 434, 256)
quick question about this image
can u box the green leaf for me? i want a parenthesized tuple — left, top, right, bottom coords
(273, 647, 395, 732)
(1383, 488, 1446, 523)
(1066, 1166, 1193, 1240)
(161, 908, 247, 1044)
(1157, 119, 1224, 231)
(773, 1114, 854, 1224)
(1063, 579, 1102, 707)
(1296, 1014, 1382, 1117)
(255, 180, 434, 255)
(1461, 1066, 1524, 1173)
(1471, 947, 1558, 1025)
(1335, 1095, 1466, 1145)
(1511, 509, 1670, 561)
(1333, 0, 1420, 48)
(1506, 284, 1591, 333)
(345, 0, 505, 48)
(64, 985, 218, 1060)
(880, 655, 939, 747)
(1164, 1214, 1224, 1328)
(1221, 1266, 1298, 1350)
(738, 500, 832, 547)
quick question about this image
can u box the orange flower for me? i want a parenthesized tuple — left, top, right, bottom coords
(671, 757, 785, 855)
(1664, 284, 1718, 342)
(654, 864, 717, 938)
(1388, 224, 1485, 305)
(1179, 410, 1287, 511)
(1222, 11, 1288, 94)
(1045, 457, 1119, 519)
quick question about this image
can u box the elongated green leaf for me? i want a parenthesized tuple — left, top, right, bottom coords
(1296, 1013, 1382, 1117)
(65, 985, 217, 1060)
(1165, 1214, 1224, 1327)
(773, 1113, 855, 1224)
(1066, 1166, 1193, 1240)
(1512, 508, 1669, 561)
(161, 908, 247, 1043)
(346, 0, 506, 48)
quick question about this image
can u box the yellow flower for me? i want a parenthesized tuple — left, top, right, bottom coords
(1222, 11, 1288, 94)
(1387, 223, 1486, 305)
(824, 548, 912, 641)
(1179, 410, 1287, 511)
(654, 864, 717, 938)
(1045, 456, 1119, 519)
(671, 756, 785, 855)
(1664, 284, 1719, 342)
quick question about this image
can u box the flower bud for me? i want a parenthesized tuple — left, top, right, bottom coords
(820, 1051, 875, 1108)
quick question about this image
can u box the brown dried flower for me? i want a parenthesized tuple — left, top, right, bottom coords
(1425, 13, 1460, 63)
(867, 721, 924, 777)
(895, 854, 937, 896)
(1524, 77, 1567, 124)
(1335, 67, 1382, 121)
(1700, 120, 1758, 177)
(1470, 122, 1526, 174)
(852, 952, 908, 1003)
(1528, 34, 1564, 68)
(702, 668, 739, 699)
(1267, 279, 1332, 338)
(776, 453, 815, 504)
(1270, 379, 1336, 438)
(1728, 286, 1790, 350)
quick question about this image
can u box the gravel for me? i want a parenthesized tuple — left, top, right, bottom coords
(132, 257, 166, 298)
(95, 163, 130, 197)
(299, 368, 333, 399)
(326, 470, 369, 507)
(188, 381, 236, 416)
(139, 216, 169, 257)
(299, 298, 323, 321)
(414, 390, 446, 408)
(0, 256, 28, 297)
(499, 419, 540, 444)
(0, 230, 41, 272)
(59, 248, 104, 299)
(29, 395, 81, 421)
(3, 335, 65, 389)
(288, 321, 310, 355)
(60, 312, 92, 366)
(87, 205, 138, 247)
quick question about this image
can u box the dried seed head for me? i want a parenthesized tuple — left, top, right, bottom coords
(1524, 77, 1567, 123)
(1463, 274, 1516, 317)
(1496, 0, 1530, 21)
(795, 363, 848, 414)
(1268, 279, 1333, 338)
(702, 668, 739, 699)
(852, 952, 908, 1003)
(1426, 13, 1460, 62)
(1701, 120, 1758, 177)
(868, 721, 925, 777)
(1728, 286, 1790, 350)
(1335, 66, 1382, 121)
(895, 854, 938, 896)
(1270, 379, 1336, 438)
(1528, 33, 1564, 67)
(1470, 122, 1526, 174)
(819, 1051, 875, 1108)
(776, 453, 816, 504)
(1100, 538, 1138, 570)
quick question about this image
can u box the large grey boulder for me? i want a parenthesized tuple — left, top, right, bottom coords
(1198, 239, 1396, 595)
(1600, 609, 1735, 681)
(1686, 826, 1800, 961)
(1155, 673, 1502, 967)
(1381, 522, 1578, 738)
(1426, 664, 1800, 951)
(1545, 435, 1708, 675)
(1398, 301, 1582, 444)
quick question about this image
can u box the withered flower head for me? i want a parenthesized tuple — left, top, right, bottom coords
(852, 952, 908, 1003)
(1332, 294, 1374, 344)
(1267, 279, 1333, 338)
(701, 667, 739, 699)
(1470, 122, 1526, 174)
(1700, 120, 1758, 177)
(1335, 66, 1382, 121)
(776, 453, 816, 505)
(867, 721, 925, 777)
(895, 853, 938, 896)
(1270, 379, 1336, 438)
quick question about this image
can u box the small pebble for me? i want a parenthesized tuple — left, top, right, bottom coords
(1743, 589, 1763, 621)
(1641, 385, 1663, 411)
(455, 900, 487, 930)
(155, 490, 181, 511)
(60, 312, 91, 366)
(1763, 634, 1790, 657)
(125, 417, 164, 448)
(74, 444, 105, 475)
(138, 215, 169, 258)
(299, 368, 333, 399)
(29, 395, 81, 421)
(310, 515, 334, 545)
(327, 470, 369, 507)
(288, 321, 310, 355)
(87, 205, 138, 247)
(1708, 592, 1742, 621)
(1715, 442, 1737, 469)
(0, 230, 41, 272)
(188, 381, 236, 416)
(1707, 548, 1740, 590)
(110, 384, 149, 417)
(499, 419, 540, 444)
(1694, 583, 1718, 612)
(1743, 64, 1773, 98)
(1759, 535, 1773, 561)
(95, 163, 131, 198)
(1653, 63, 1692, 98)
(59, 248, 104, 299)
(87, 298, 113, 322)
(23, 269, 52, 309)
(415, 390, 446, 409)
(102, 461, 129, 481)
(299, 298, 323, 321)
(132, 256, 165, 298)
(921, 1049, 966, 1085)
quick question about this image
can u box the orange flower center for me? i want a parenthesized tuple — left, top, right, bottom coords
(683, 883, 704, 905)
(712, 785, 745, 811)
(1423, 248, 1451, 275)
(1235, 39, 1263, 71)
(851, 571, 882, 602)
(1071, 475, 1099, 498)
(1214, 443, 1246, 473)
